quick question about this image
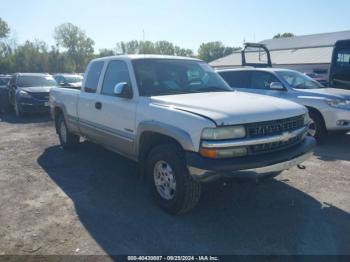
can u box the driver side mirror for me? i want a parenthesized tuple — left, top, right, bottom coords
(269, 82, 285, 90)
(113, 82, 133, 99)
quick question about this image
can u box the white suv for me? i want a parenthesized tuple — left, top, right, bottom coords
(218, 68, 350, 141)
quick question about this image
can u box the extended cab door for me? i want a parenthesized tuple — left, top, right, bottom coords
(78, 60, 106, 142)
(87, 59, 137, 158)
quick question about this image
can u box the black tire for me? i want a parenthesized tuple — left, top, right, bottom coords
(56, 114, 80, 150)
(308, 110, 327, 142)
(14, 99, 23, 117)
(147, 144, 202, 215)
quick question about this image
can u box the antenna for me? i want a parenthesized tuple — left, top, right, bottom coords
(141, 29, 145, 55)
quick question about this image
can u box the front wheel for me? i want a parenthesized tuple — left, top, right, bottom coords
(14, 99, 23, 117)
(147, 144, 202, 215)
(308, 111, 327, 142)
(57, 114, 80, 150)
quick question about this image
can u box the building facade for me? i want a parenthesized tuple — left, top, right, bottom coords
(210, 30, 350, 78)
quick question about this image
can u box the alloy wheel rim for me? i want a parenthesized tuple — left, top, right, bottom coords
(153, 160, 176, 200)
(308, 119, 317, 137)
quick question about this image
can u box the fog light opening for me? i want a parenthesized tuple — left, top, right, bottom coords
(337, 120, 350, 126)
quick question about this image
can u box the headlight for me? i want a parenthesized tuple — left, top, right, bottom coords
(19, 90, 32, 98)
(325, 99, 350, 109)
(201, 125, 246, 140)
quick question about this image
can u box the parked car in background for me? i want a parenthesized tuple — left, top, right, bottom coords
(50, 55, 315, 214)
(0, 75, 12, 113)
(304, 73, 328, 86)
(8, 73, 57, 116)
(329, 39, 350, 90)
(53, 74, 83, 89)
(218, 68, 350, 141)
(0, 75, 11, 85)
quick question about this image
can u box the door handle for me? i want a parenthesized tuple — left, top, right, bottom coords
(95, 102, 102, 110)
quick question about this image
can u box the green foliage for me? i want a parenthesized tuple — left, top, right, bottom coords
(15, 40, 52, 72)
(0, 16, 241, 74)
(0, 18, 10, 39)
(54, 23, 95, 72)
(273, 32, 295, 39)
(115, 40, 194, 57)
(97, 48, 116, 58)
(198, 41, 240, 62)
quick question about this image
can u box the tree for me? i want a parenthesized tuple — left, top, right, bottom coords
(48, 46, 76, 73)
(139, 41, 156, 54)
(0, 17, 10, 39)
(97, 48, 116, 58)
(116, 40, 140, 54)
(174, 46, 193, 57)
(154, 41, 175, 55)
(198, 41, 239, 62)
(54, 23, 94, 72)
(115, 40, 193, 57)
(273, 32, 295, 39)
(14, 40, 50, 72)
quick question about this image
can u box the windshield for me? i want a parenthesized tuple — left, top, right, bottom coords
(277, 71, 324, 89)
(0, 77, 10, 86)
(132, 59, 232, 96)
(64, 75, 83, 83)
(18, 75, 57, 87)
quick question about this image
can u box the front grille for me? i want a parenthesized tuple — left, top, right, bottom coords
(30, 92, 49, 101)
(246, 115, 304, 138)
(249, 134, 303, 155)
(246, 115, 305, 155)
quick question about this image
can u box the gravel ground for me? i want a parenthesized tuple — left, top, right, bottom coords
(0, 112, 349, 255)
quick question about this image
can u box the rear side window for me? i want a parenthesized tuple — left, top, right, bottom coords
(219, 71, 251, 88)
(250, 71, 280, 89)
(101, 60, 131, 96)
(85, 61, 104, 93)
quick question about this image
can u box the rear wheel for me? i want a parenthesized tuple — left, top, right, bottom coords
(57, 114, 80, 150)
(147, 144, 202, 214)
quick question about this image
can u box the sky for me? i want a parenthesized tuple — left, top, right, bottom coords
(1, 0, 350, 53)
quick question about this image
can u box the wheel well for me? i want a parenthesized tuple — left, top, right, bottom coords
(138, 132, 183, 176)
(305, 106, 327, 129)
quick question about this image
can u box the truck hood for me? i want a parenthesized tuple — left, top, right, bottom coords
(20, 86, 55, 93)
(151, 91, 306, 126)
(296, 88, 350, 100)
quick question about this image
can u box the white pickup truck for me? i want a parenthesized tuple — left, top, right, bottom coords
(50, 55, 315, 214)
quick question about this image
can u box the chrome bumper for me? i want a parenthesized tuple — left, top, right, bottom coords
(188, 151, 313, 182)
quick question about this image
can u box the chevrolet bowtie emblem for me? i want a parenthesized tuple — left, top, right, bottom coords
(280, 131, 293, 142)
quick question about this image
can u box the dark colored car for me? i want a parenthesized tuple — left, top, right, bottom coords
(0, 76, 12, 113)
(329, 39, 350, 90)
(304, 73, 328, 86)
(53, 74, 83, 89)
(8, 73, 57, 116)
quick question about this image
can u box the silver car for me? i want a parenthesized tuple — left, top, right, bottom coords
(218, 68, 350, 141)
